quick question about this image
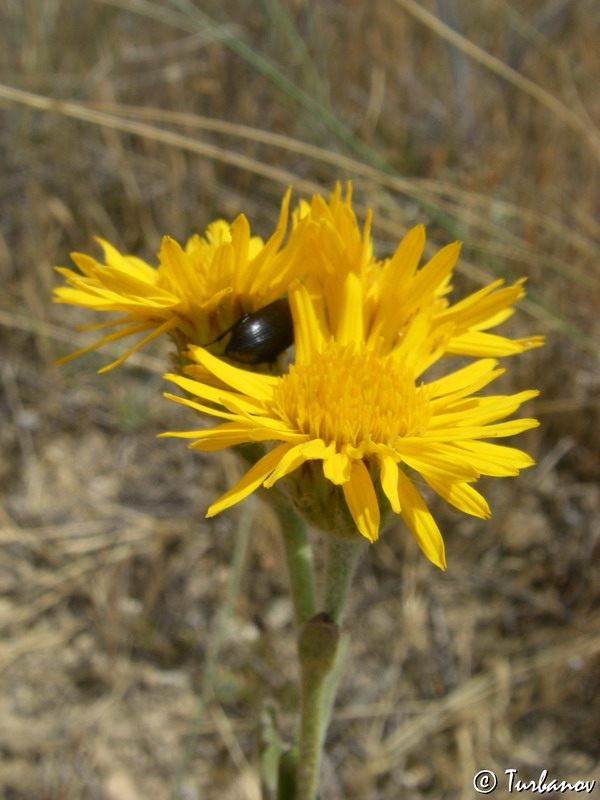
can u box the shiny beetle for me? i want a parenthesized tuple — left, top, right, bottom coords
(207, 298, 294, 364)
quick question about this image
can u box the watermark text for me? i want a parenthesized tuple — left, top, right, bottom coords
(473, 769, 596, 794)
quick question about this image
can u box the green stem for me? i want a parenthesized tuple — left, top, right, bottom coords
(323, 537, 366, 623)
(266, 488, 316, 627)
(320, 630, 350, 746)
(258, 701, 285, 800)
(295, 537, 366, 799)
(296, 668, 329, 800)
(296, 613, 340, 800)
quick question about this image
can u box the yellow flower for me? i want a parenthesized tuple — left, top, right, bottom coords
(295, 184, 544, 359)
(162, 278, 540, 569)
(53, 189, 303, 371)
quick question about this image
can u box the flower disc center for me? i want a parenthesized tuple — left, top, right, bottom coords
(271, 342, 429, 449)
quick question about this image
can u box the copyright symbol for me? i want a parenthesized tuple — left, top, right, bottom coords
(473, 770, 497, 793)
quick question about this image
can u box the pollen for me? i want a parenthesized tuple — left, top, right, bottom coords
(271, 342, 431, 449)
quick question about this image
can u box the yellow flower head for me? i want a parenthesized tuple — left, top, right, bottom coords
(53, 189, 304, 371)
(296, 184, 544, 360)
(162, 276, 540, 570)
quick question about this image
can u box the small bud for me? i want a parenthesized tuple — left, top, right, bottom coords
(297, 612, 340, 675)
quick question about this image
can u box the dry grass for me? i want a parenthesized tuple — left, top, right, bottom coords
(1, 0, 599, 798)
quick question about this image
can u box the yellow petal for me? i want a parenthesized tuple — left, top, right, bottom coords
(289, 282, 325, 362)
(383, 225, 425, 286)
(411, 241, 461, 307)
(323, 451, 352, 484)
(379, 455, 400, 512)
(263, 442, 310, 487)
(439, 280, 520, 328)
(162, 391, 239, 421)
(431, 391, 540, 428)
(63, 253, 99, 279)
(301, 439, 336, 460)
(246, 187, 292, 292)
(424, 478, 490, 519)
(159, 422, 263, 451)
(228, 214, 252, 294)
(164, 373, 264, 415)
(53, 320, 153, 365)
(188, 345, 278, 401)
(397, 447, 480, 483)
(207, 443, 294, 516)
(221, 394, 288, 424)
(396, 470, 446, 570)
(96, 238, 157, 281)
(342, 460, 380, 542)
(97, 319, 177, 372)
(158, 236, 202, 299)
(446, 331, 541, 357)
(337, 272, 364, 345)
(443, 441, 535, 476)
(427, 359, 501, 400)
(421, 417, 541, 440)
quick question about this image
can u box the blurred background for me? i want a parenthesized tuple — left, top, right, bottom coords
(1, 1, 599, 798)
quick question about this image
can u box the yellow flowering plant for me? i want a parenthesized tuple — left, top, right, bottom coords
(54, 184, 542, 800)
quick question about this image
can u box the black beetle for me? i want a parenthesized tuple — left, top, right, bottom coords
(206, 298, 294, 364)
